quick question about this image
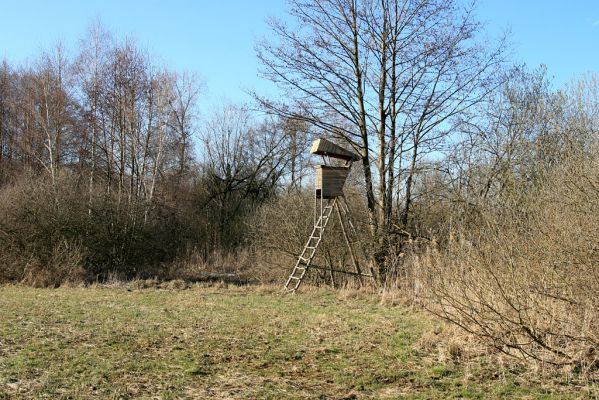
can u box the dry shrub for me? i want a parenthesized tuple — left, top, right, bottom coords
(0, 171, 211, 286)
(249, 188, 374, 288)
(21, 241, 88, 288)
(418, 151, 599, 370)
(249, 191, 314, 283)
(0, 174, 90, 285)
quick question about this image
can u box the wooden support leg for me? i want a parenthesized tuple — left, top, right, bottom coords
(335, 201, 363, 287)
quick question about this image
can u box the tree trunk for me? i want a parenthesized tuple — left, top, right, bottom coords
(402, 133, 419, 227)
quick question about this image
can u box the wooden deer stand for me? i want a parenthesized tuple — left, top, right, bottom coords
(284, 138, 373, 292)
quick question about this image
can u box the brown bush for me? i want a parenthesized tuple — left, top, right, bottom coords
(418, 151, 599, 368)
(249, 188, 373, 287)
(21, 241, 88, 287)
(0, 171, 210, 285)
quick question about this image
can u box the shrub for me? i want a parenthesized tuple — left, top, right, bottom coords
(419, 151, 599, 368)
(0, 171, 205, 285)
(249, 188, 373, 287)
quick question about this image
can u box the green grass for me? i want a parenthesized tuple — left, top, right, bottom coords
(0, 284, 595, 399)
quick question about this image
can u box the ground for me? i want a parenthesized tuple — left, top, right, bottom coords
(0, 284, 596, 399)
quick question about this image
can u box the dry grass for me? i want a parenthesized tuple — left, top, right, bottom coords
(0, 284, 596, 399)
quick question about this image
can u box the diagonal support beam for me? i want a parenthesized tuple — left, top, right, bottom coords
(335, 200, 364, 286)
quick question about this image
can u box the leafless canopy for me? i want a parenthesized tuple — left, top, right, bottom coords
(256, 0, 506, 277)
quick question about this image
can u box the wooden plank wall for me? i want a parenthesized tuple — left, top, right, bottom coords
(315, 165, 349, 198)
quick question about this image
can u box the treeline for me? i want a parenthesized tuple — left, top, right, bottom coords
(0, 23, 307, 285)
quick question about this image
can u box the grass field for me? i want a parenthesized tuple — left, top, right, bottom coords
(0, 284, 596, 399)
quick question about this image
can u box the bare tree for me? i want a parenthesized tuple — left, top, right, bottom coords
(201, 104, 291, 248)
(0, 60, 16, 181)
(256, 0, 506, 279)
(165, 71, 202, 183)
(74, 19, 111, 214)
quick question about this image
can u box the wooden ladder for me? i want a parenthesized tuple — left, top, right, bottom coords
(284, 197, 338, 292)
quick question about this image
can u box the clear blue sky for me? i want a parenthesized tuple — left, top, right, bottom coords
(475, 0, 599, 86)
(0, 0, 598, 109)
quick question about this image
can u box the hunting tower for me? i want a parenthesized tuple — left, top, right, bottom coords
(284, 138, 371, 292)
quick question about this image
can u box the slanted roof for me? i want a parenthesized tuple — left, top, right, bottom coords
(310, 138, 360, 161)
